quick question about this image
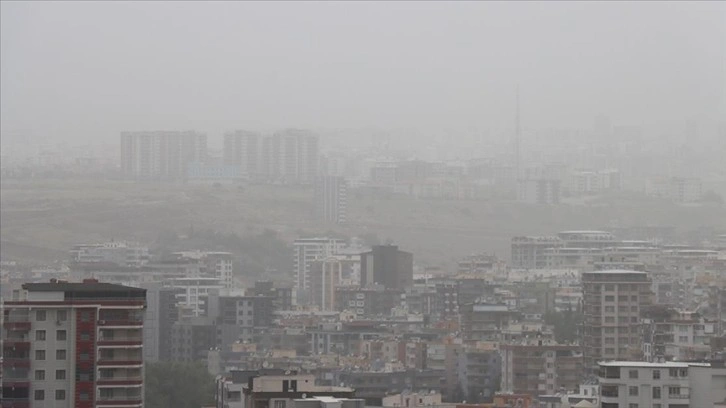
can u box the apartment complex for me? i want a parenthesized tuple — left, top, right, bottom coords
(582, 270, 653, 372)
(120, 130, 207, 181)
(1, 279, 146, 408)
(223, 130, 261, 178)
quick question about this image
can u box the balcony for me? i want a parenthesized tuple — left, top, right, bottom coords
(97, 360, 143, 367)
(2, 380, 30, 388)
(97, 320, 143, 328)
(3, 322, 30, 331)
(1, 401, 30, 408)
(3, 340, 30, 351)
(97, 378, 144, 386)
(2, 358, 30, 368)
(96, 399, 143, 406)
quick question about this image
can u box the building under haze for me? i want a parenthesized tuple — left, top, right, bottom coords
(582, 269, 652, 373)
(293, 238, 346, 304)
(223, 130, 261, 179)
(120, 130, 207, 181)
(314, 176, 348, 224)
(261, 129, 320, 184)
(1, 279, 146, 407)
(360, 245, 413, 290)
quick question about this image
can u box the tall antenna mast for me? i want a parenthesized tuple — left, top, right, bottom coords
(514, 85, 521, 180)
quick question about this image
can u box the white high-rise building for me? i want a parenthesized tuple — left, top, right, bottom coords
(293, 238, 346, 304)
(120, 131, 207, 181)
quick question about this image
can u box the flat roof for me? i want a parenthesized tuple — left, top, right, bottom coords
(23, 282, 145, 294)
(599, 361, 702, 368)
(583, 269, 648, 275)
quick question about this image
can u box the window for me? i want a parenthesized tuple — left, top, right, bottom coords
(35, 370, 45, 380)
(628, 404, 638, 408)
(652, 387, 661, 399)
(653, 405, 661, 408)
(605, 295, 615, 302)
(35, 329, 46, 341)
(653, 369, 660, 379)
(668, 386, 680, 396)
(35, 350, 46, 360)
(36, 310, 46, 321)
(629, 370, 638, 379)
(604, 284, 615, 291)
(57, 330, 67, 341)
(669, 368, 678, 377)
(56, 370, 66, 380)
(80, 332, 90, 341)
(56, 349, 67, 360)
(35, 390, 45, 400)
(605, 306, 615, 312)
(274, 402, 286, 408)
(679, 336, 688, 342)
(80, 392, 90, 401)
(629, 386, 638, 396)
(55, 390, 66, 400)
(80, 352, 90, 360)
(81, 311, 90, 322)
(57, 310, 67, 321)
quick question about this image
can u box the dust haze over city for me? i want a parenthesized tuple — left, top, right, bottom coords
(1, 2, 726, 408)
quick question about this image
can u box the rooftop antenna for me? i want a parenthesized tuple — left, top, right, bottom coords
(514, 85, 521, 181)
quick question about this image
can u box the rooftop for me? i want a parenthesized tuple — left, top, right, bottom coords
(598, 361, 707, 368)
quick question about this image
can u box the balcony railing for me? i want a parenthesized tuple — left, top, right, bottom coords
(3, 341, 30, 350)
(97, 360, 143, 366)
(1, 400, 31, 408)
(97, 377, 143, 386)
(2, 358, 31, 368)
(2, 322, 31, 331)
(96, 398, 143, 406)
(97, 320, 143, 327)
(97, 339, 143, 347)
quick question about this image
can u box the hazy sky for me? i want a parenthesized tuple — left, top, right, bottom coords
(1, 1, 725, 145)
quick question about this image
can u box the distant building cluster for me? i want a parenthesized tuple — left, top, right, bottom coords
(3, 228, 726, 407)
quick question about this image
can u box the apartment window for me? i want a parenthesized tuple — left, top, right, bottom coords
(36, 310, 46, 321)
(679, 368, 688, 377)
(80, 332, 90, 341)
(35, 370, 45, 380)
(679, 336, 688, 342)
(80, 392, 90, 401)
(605, 306, 615, 313)
(653, 370, 660, 379)
(653, 405, 661, 408)
(605, 317, 615, 323)
(669, 368, 678, 377)
(81, 311, 90, 322)
(628, 404, 638, 408)
(55, 390, 66, 400)
(652, 387, 661, 399)
(35, 390, 45, 400)
(56, 349, 67, 360)
(56, 370, 66, 380)
(631, 316, 638, 323)
(605, 295, 615, 302)
(80, 351, 90, 360)
(631, 295, 638, 301)
(57, 310, 67, 321)
(604, 284, 615, 291)
(629, 370, 638, 379)
(55, 330, 67, 341)
(629, 386, 638, 396)
(668, 386, 681, 396)
(274, 401, 286, 408)
(35, 350, 46, 360)
(36, 330, 46, 341)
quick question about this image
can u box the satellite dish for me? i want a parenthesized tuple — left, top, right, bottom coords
(262, 361, 270, 368)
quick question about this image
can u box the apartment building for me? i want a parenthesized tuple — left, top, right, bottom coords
(1, 279, 146, 408)
(120, 130, 207, 181)
(459, 303, 512, 342)
(293, 238, 346, 304)
(223, 130, 262, 179)
(511, 236, 564, 269)
(314, 176, 348, 225)
(244, 373, 355, 408)
(599, 361, 691, 408)
(261, 129, 320, 184)
(500, 342, 583, 397)
(360, 245, 413, 290)
(582, 270, 653, 373)
(69, 241, 150, 267)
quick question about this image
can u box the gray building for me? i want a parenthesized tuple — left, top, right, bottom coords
(360, 245, 413, 290)
(314, 176, 348, 224)
(120, 130, 207, 181)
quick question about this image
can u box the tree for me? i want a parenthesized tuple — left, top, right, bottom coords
(145, 361, 215, 408)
